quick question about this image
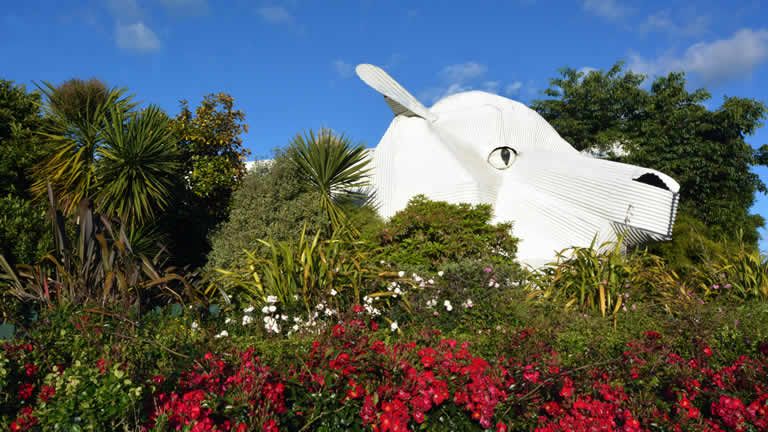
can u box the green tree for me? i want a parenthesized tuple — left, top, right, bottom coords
(98, 105, 179, 226)
(0, 79, 46, 196)
(205, 150, 332, 272)
(531, 61, 767, 243)
(169, 93, 250, 221)
(286, 128, 372, 237)
(30, 79, 135, 215)
(161, 93, 250, 267)
(0, 79, 50, 265)
(47, 78, 109, 125)
(30, 79, 179, 231)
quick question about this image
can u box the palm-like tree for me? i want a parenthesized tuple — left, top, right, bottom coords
(30, 80, 135, 215)
(31, 80, 178, 229)
(286, 128, 372, 236)
(98, 105, 179, 226)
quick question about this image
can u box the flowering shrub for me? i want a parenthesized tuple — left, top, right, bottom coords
(2, 304, 768, 431)
(34, 360, 144, 430)
(147, 348, 286, 431)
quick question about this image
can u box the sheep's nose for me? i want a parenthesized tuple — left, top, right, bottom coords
(633, 173, 670, 191)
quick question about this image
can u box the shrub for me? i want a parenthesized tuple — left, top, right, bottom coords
(0, 195, 50, 267)
(699, 237, 768, 300)
(528, 237, 680, 317)
(646, 211, 729, 278)
(384, 259, 524, 335)
(205, 151, 332, 273)
(0, 189, 195, 311)
(285, 128, 373, 237)
(211, 229, 374, 314)
(366, 195, 519, 273)
(35, 361, 144, 430)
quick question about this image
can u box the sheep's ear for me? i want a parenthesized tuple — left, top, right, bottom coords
(356, 64, 437, 122)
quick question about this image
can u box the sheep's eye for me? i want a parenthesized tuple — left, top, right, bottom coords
(488, 146, 517, 170)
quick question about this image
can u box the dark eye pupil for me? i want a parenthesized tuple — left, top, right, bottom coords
(501, 148, 511, 165)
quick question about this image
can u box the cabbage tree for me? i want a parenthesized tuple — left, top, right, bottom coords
(286, 128, 372, 236)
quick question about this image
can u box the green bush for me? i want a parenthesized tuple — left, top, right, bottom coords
(0, 192, 196, 311)
(366, 195, 519, 273)
(35, 361, 144, 430)
(0, 195, 50, 267)
(528, 237, 681, 317)
(698, 237, 768, 300)
(212, 229, 373, 313)
(205, 151, 332, 272)
(645, 211, 728, 278)
(384, 259, 524, 335)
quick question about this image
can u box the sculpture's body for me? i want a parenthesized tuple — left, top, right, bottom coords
(356, 64, 680, 267)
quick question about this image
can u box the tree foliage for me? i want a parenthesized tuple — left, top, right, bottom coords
(29, 80, 135, 215)
(98, 105, 179, 226)
(157, 93, 250, 267)
(47, 78, 109, 125)
(169, 93, 250, 221)
(531, 61, 768, 243)
(0, 80, 47, 196)
(366, 195, 519, 272)
(0, 79, 50, 265)
(286, 128, 372, 236)
(205, 151, 332, 272)
(31, 79, 178, 229)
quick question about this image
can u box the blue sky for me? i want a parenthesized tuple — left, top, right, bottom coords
(2, 0, 767, 248)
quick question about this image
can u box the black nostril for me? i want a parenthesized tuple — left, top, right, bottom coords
(633, 173, 669, 191)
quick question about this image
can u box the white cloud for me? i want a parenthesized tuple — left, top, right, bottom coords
(257, 6, 295, 24)
(583, 0, 627, 19)
(505, 81, 522, 96)
(439, 62, 487, 84)
(629, 28, 768, 86)
(639, 10, 708, 37)
(333, 60, 355, 79)
(159, 0, 208, 16)
(116, 21, 160, 52)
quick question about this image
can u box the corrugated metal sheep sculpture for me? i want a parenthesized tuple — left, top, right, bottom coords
(356, 64, 680, 266)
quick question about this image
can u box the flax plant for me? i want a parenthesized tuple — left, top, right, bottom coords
(528, 235, 678, 319)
